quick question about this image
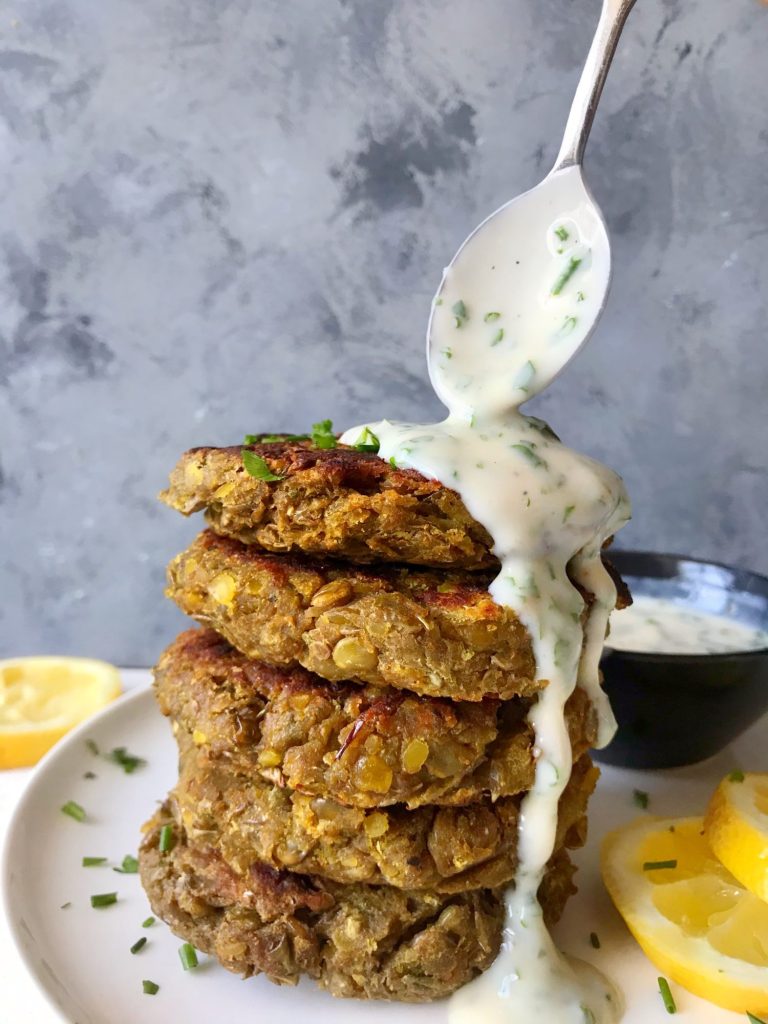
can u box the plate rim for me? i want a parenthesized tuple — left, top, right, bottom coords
(1, 686, 153, 1023)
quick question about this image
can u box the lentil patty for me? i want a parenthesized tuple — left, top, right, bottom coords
(172, 740, 597, 892)
(156, 628, 598, 809)
(161, 439, 497, 569)
(139, 804, 578, 1001)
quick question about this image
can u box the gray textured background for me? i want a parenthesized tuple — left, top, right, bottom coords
(1, 0, 766, 664)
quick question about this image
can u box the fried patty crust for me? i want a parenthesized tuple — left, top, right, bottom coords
(172, 740, 597, 892)
(167, 531, 545, 701)
(157, 628, 598, 809)
(161, 439, 497, 569)
(140, 804, 578, 1001)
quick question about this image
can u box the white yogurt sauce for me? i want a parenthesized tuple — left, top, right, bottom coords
(607, 595, 768, 655)
(342, 171, 630, 1024)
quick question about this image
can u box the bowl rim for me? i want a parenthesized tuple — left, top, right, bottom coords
(606, 548, 768, 661)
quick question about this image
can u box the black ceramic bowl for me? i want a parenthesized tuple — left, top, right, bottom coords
(596, 550, 768, 769)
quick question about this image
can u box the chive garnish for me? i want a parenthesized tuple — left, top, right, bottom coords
(589, 931, 600, 949)
(484, 311, 501, 322)
(353, 427, 380, 453)
(576, 290, 585, 302)
(105, 746, 147, 774)
(389, 456, 398, 469)
(82, 856, 107, 867)
(441, 347, 453, 360)
(643, 860, 677, 871)
(551, 256, 583, 296)
(60, 902, 72, 910)
(242, 450, 284, 481)
(560, 315, 578, 334)
(555, 225, 569, 241)
(511, 443, 547, 470)
(728, 770, 745, 783)
(90, 892, 118, 908)
(85, 739, 100, 756)
(142, 980, 160, 995)
(658, 976, 676, 1013)
(159, 825, 175, 854)
(179, 943, 199, 970)
(452, 299, 468, 327)
(491, 328, 505, 346)
(311, 419, 337, 449)
(143, 916, 156, 928)
(513, 360, 536, 393)
(633, 789, 650, 809)
(131, 937, 148, 955)
(245, 432, 310, 444)
(563, 505, 575, 523)
(114, 854, 139, 874)
(61, 800, 85, 822)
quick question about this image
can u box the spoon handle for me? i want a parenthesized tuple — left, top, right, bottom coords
(552, 0, 637, 172)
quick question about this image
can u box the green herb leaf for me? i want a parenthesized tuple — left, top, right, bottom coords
(589, 931, 601, 949)
(551, 256, 583, 296)
(389, 456, 398, 469)
(643, 859, 678, 871)
(105, 746, 147, 774)
(576, 290, 586, 302)
(159, 824, 175, 854)
(60, 902, 72, 910)
(525, 415, 560, 442)
(61, 800, 86, 823)
(633, 789, 650, 810)
(658, 976, 677, 1014)
(353, 427, 380, 453)
(85, 739, 100, 756)
(728, 770, 745, 783)
(131, 937, 148, 955)
(563, 505, 576, 523)
(90, 892, 118, 908)
(491, 328, 505, 346)
(441, 347, 453, 360)
(311, 419, 337, 449)
(179, 943, 199, 971)
(511, 443, 547, 470)
(143, 916, 156, 928)
(555, 225, 570, 241)
(242, 450, 284, 481)
(142, 980, 160, 996)
(560, 315, 578, 335)
(484, 311, 501, 322)
(513, 360, 536, 394)
(114, 854, 139, 874)
(245, 432, 310, 444)
(452, 299, 468, 327)
(82, 856, 107, 867)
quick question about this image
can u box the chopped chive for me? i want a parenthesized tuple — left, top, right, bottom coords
(555, 225, 569, 241)
(352, 427, 380, 453)
(90, 892, 118, 908)
(633, 789, 650, 809)
(434, 297, 443, 305)
(491, 328, 504, 346)
(513, 360, 536, 394)
(85, 739, 100, 756)
(728, 770, 745, 783)
(311, 419, 337, 450)
(560, 315, 578, 334)
(551, 256, 583, 296)
(105, 746, 147, 774)
(563, 505, 576, 523)
(389, 456, 398, 469)
(246, 432, 310, 444)
(658, 976, 676, 1013)
(60, 902, 72, 910)
(511, 443, 547, 470)
(643, 860, 678, 871)
(142, 980, 160, 996)
(589, 931, 601, 949)
(484, 311, 501, 322)
(142, 916, 156, 928)
(131, 937, 148, 955)
(441, 347, 453, 360)
(179, 943, 199, 971)
(576, 290, 585, 302)
(82, 856, 107, 867)
(83, 771, 97, 780)
(452, 299, 468, 326)
(242, 450, 284, 481)
(114, 854, 139, 874)
(61, 800, 86, 822)
(159, 825, 174, 854)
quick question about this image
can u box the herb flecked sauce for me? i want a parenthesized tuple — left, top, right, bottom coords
(607, 596, 768, 655)
(342, 172, 630, 1024)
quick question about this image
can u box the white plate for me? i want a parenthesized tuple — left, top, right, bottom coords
(3, 684, 765, 1024)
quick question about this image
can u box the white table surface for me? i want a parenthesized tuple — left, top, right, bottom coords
(0, 669, 151, 1024)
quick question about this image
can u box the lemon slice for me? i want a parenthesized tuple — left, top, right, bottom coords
(0, 657, 122, 769)
(601, 815, 768, 1013)
(705, 773, 768, 903)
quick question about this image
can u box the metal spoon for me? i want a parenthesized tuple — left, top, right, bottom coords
(427, 0, 637, 420)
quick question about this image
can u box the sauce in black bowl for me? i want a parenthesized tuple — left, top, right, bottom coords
(597, 550, 768, 769)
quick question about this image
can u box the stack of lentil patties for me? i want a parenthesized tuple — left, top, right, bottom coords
(139, 436, 627, 1002)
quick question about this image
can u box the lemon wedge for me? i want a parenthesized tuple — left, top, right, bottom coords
(705, 773, 768, 904)
(0, 657, 122, 769)
(602, 815, 768, 1013)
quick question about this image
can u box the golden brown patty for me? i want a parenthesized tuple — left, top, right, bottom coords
(173, 740, 597, 892)
(157, 628, 598, 809)
(161, 439, 497, 569)
(139, 804, 578, 1001)
(167, 531, 543, 702)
